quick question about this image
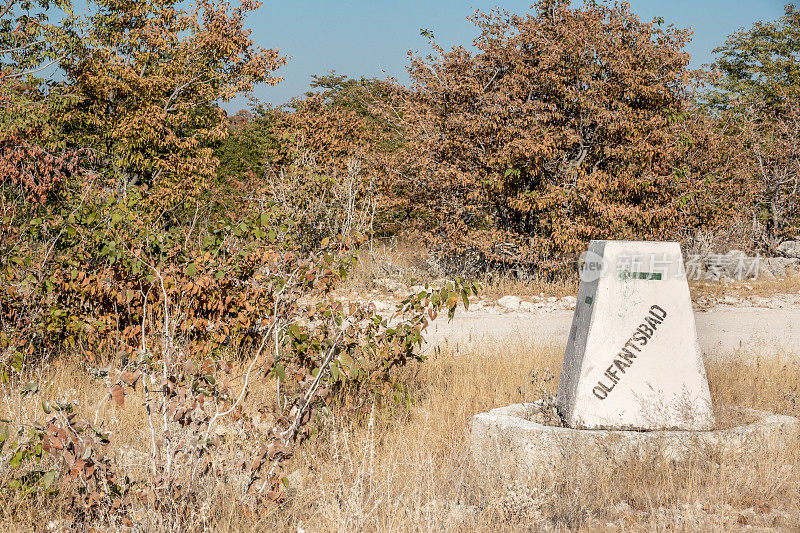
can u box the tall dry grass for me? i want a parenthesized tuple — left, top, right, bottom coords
(262, 343, 800, 532)
(1, 340, 799, 531)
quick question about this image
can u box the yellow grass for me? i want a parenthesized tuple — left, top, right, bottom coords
(1, 338, 799, 531)
(690, 273, 800, 305)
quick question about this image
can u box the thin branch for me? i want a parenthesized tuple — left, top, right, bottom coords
(5, 55, 65, 79)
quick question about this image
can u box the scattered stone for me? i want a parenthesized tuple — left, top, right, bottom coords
(681, 247, 800, 281)
(759, 267, 776, 280)
(497, 295, 522, 311)
(760, 257, 799, 278)
(777, 240, 800, 258)
(469, 300, 485, 310)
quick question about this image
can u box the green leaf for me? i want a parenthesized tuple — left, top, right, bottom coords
(288, 324, 303, 339)
(19, 382, 38, 395)
(41, 469, 57, 490)
(187, 263, 197, 277)
(275, 364, 285, 381)
(10, 450, 24, 469)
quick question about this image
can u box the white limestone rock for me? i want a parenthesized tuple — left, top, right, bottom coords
(556, 240, 715, 431)
(761, 257, 800, 278)
(777, 240, 800, 259)
(497, 295, 522, 311)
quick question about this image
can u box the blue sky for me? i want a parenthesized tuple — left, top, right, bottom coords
(232, 0, 787, 111)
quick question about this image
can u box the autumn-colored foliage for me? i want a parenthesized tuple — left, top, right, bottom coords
(0, 1, 480, 524)
(54, 0, 286, 211)
(705, 97, 800, 248)
(255, 75, 413, 241)
(387, 0, 717, 271)
(267, 82, 394, 174)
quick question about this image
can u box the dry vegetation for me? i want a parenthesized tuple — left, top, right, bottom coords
(690, 274, 800, 304)
(341, 240, 800, 306)
(339, 241, 581, 300)
(2, 338, 798, 532)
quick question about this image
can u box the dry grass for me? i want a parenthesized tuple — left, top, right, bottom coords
(478, 274, 580, 301)
(341, 240, 431, 290)
(264, 344, 800, 532)
(2, 339, 799, 532)
(343, 240, 582, 300)
(690, 273, 800, 304)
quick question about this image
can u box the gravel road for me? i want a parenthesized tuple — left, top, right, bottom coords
(425, 306, 800, 357)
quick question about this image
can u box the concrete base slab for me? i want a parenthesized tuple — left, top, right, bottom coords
(471, 403, 799, 474)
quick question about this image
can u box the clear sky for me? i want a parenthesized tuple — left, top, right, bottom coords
(233, 0, 788, 112)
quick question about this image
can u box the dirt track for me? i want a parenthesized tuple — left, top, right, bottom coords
(426, 306, 800, 357)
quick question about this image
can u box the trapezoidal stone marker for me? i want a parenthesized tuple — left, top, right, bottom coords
(556, 240, 715, 431)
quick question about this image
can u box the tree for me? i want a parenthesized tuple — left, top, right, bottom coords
(705, 4, 800, 245)
(257, 73, 407, 244)
(306, 71, 394, 118)
(1, 0, 288, 362)
(0, 5, 480, 519)
(709, 3, 800, 109)
(389, 0, 703, 273)
(0, 0, 76, 80)
(214, 106, 280, 195)
(54, 0, 286, 211)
